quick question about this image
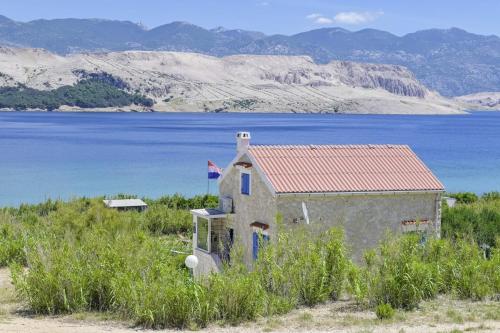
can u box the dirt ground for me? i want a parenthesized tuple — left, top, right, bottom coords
(0, 268, 499, 333)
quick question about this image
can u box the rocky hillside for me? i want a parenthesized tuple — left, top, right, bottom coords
(455, 92, 500, 109)
(0, 15, 498, 96)
(0, 47, 465, 114)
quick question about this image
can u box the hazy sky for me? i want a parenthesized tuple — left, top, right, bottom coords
(2, 0, 500, 36)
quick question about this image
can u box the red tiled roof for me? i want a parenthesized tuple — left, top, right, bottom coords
(247, 145, 444, 194)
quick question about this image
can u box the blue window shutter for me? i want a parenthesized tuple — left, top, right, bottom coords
(241, 173, 250, 195)
(252, 232, 258, 260)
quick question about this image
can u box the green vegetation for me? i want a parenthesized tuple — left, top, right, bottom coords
(0, 77, 154, 110)
(442, 192, 500, 248)
(0, 192, 498, 329)
(349, 235, 500, 311)
(375, 303, 395, 320)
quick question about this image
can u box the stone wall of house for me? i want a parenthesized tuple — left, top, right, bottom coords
(276, 192, 442, 261)
(218, 154, 277, 265)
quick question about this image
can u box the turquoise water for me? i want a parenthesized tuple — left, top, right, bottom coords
(0, 111, 499, 207)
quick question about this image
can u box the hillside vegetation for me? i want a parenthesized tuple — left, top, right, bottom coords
(0, 78, 153, 110)
(0, 193, 498, 329)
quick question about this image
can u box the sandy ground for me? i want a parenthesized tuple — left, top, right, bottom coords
(0, 268, 499, 333)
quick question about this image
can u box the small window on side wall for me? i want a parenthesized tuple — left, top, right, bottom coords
(241, 172, 250, 195)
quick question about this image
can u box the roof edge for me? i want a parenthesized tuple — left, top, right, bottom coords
(277, 189, 445, 197)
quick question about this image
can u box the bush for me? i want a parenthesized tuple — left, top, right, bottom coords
(482, 191, 500, 201)
(151, 194, 218, 210)
(450, 192, 478, 204)
(442, 194, 500, 247)
(375, 303, 395, 320)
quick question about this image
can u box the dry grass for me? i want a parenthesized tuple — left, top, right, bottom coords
(250, 296, 500, 333)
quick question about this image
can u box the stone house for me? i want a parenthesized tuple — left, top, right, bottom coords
(190, 132, 444, 276)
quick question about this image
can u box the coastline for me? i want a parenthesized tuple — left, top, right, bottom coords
(0, 106, 477, 115)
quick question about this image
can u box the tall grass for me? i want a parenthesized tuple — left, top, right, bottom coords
(5, 199, 353, 328)
(355, 235, 439, 310)
(254, 226, 350, 311)
(349, 234, 500, 310)
(1, 194, 499, 329)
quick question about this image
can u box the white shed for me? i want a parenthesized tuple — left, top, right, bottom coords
(103, 199, 148, 211)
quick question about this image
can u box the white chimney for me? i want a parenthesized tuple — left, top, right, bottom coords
(236, 132, 251, 153)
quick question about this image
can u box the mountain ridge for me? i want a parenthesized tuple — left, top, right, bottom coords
(0, 15, 499, 96)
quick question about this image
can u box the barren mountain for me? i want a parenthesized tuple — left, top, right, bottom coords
(0, 15, 499, 96)
(0, 47, 465, 114)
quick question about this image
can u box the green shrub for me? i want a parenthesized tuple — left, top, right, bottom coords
(375, 303, 395, 320)
(450, 192, 478, 204)
(482, 191, 500, 201)
(151, 194, 218, 210)
(442, 194, 500, 247)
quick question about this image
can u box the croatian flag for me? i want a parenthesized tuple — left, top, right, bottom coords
(208, 160, 222, 179)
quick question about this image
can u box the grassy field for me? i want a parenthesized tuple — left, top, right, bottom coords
(0, 193, 498, 330)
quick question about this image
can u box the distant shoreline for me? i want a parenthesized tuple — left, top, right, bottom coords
(1, 108, 489, 115)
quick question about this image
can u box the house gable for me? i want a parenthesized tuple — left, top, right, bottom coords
(218, 151, 277, 197)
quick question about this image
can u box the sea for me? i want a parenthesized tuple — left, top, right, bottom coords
(0, 111, 499, 207)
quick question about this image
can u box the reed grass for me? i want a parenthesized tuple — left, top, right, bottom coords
(0, 194, 498, 329)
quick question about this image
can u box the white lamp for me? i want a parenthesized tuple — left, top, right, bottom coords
(185, 255, 199, 269)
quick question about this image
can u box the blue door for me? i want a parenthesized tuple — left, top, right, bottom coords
(252, 232, 270, 260)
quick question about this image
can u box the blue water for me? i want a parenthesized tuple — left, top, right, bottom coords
(0, 111, 499, 207)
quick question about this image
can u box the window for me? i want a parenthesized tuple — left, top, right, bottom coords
(241, 172, 250, 195)
(197, 217, 209, 251)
